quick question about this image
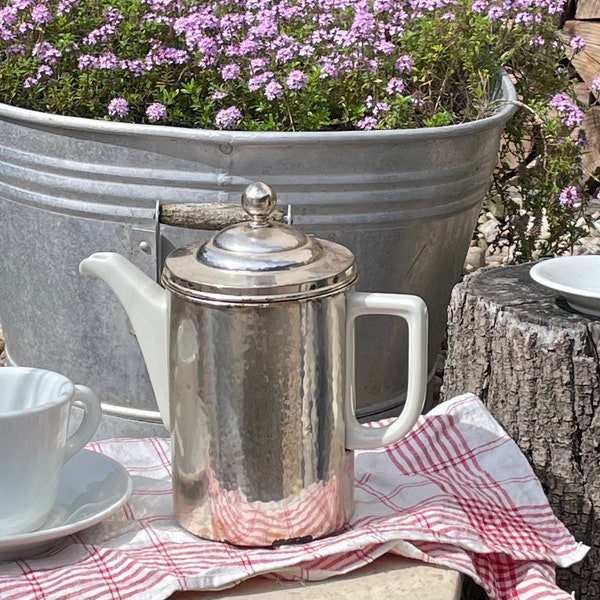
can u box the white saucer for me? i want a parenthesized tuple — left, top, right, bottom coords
(0, 449, 132, 560)
(530, 255, 600, 317)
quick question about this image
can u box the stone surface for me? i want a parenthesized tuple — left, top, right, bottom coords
(172, 555, 462, 600)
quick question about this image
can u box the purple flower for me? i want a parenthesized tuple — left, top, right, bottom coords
(36, 64, 53, 77)
(375, 40, 396, 55)
(18, 21, 34, 33)
(221, 63, 240, 81)
(146, 102, 167, 122)
(77, 54, 96, 69)
(238, 39, 258, 56)
(395, 54, 413, 73)
(357, 115, 378, 130)
(108, 97, 129, 117)
(386, 77, 405, 95)
(471, 0, 488, 13)
(487, 6, 504, 19)
(215, 105, 242, 129)
(104, 6, 123, 25)
(248, 71, 273, 91)
(591, 76, 600, 94)
(275, 47, 294, 62)
(569, 36, 585, 53)
(97, 51, 118, 70)
(32, 41, 61, 63)
(56, 0, 77, 15)
(373, 102, 390, 115)
(264, 80, 283, 100)
(146, 43, 188, 66)
(298, 44, 315, 57)
(577, 130, 589, 148)
(352, 8, 376, 36)
(83, 23, 116, 45)
(23, 76, 38, 88)
(286, 70, 308, 90)
(5, 44, 25, 55)
(120, 58, 146, 76)
(211, 90, 228, 100)
(559, 186, 578, 206)
(30, 4, 52, 24)
(249, 58, 269, 74)
(550, 92, 584, 127)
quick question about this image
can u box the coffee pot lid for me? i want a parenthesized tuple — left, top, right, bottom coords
(161, 182, 357, 302)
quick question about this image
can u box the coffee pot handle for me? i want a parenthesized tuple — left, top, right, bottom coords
(344, 292, 428, 450)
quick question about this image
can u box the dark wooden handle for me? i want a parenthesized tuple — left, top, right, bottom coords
(159, 202, 285, 230)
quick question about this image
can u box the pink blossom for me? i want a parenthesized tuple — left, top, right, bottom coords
(215, 105, 242, 129)
(559, 186, 578, 206)
(395, 54, 413, 73)
(264, 80, 283, 100)
(286, 70, 308, 90)
(146, 102, 167, 122)
(569, 36, 585, 53)
(221, 63, 240, 81)
(357, 115, 378, 130)
(30, 4, 52, 24)
(108, 97, 129, 117)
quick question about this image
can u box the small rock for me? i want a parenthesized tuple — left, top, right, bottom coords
(478, 218, 501, 243)
(571, 245, 588, 256)
(464, 246, 486, 271)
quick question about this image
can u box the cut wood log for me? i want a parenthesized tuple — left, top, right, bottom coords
(582, 105, 600, 180)
(442, 263, 600, 598)
(573, 82, 600, 181)
(562, 21, 600, 91)
(575, 0, 600, 19)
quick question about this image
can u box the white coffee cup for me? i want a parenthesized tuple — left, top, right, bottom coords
(0, 367, 102, 536)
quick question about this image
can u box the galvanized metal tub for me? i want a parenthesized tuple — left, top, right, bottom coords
(0, 76, 516, 438)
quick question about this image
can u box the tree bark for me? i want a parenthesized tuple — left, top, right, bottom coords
(442, 263, 599, 598)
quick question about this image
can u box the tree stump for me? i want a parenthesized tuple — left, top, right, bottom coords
(442, 263, 599, 598)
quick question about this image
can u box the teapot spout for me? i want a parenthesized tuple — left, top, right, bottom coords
(79, 252, 171, 430)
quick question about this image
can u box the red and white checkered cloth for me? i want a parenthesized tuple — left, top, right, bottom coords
(0, 393, 589, 600)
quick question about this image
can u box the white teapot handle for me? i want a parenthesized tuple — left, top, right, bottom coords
(344, 292, 428, 450)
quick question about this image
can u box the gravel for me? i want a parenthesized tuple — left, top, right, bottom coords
(463, 204, 600, 272)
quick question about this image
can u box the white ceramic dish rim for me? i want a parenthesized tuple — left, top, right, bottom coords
(0, 449, 131, 551)
(530, 256, 600, 299)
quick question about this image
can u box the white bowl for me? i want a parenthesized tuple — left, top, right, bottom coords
(530, 255, 600, 317)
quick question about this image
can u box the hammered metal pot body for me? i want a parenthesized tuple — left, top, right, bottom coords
(0, 76, 516, 437)
(169, 291, 354, 545)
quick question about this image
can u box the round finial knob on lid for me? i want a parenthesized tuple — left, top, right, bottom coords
(242, 182, 277, 228)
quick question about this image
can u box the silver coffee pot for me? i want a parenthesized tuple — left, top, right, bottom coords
(80, 182, 428, 546)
